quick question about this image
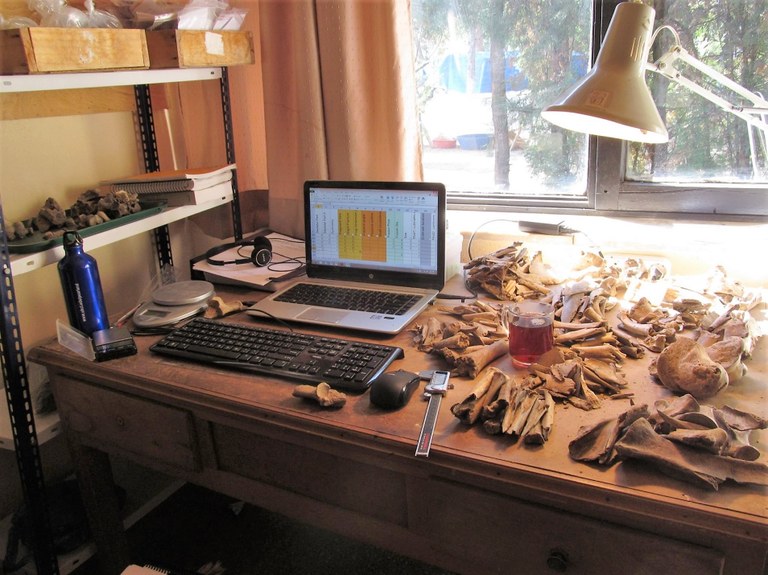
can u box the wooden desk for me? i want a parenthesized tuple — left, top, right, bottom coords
(30, 298, 767, 575)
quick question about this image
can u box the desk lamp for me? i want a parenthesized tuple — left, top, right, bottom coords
(542, 0, 768, 152)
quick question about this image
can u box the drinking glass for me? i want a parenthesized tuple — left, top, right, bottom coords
(502, 301, 554, 368)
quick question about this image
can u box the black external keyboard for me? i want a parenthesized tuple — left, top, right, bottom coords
(274, 283, 422, 315)
(149, 318, 404, 391)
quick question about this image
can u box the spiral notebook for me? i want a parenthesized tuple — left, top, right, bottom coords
(103, 164, 235, 195)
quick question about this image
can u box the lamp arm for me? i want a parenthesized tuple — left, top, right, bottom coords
(646, 45, 768, 134)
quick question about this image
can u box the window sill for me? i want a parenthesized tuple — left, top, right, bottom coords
(447, 209, 768, 288)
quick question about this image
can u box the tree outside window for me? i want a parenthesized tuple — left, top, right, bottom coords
(411, 0, 767, 208)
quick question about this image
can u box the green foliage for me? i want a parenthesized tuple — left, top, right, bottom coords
(412, 0, 767, 185)
(523, 123, 586, 185)
(629, 0, 768, 181)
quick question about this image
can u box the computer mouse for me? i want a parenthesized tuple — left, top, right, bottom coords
(369, 369, 421, 409)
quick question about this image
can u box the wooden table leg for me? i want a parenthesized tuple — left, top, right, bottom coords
(69, 442, 131, 575)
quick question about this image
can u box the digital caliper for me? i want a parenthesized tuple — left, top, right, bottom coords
(415, 370, 451, 457)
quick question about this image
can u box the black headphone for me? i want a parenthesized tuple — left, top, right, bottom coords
(205, 236, 273, 267)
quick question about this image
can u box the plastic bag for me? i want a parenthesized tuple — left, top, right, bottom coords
(84, 0, 121, 28)
(177, 0, 229, 30)
(213, 7, 246, 31)
(0, 14, 38, 28)
(108, 0, 246, 31)
(29, 0, 88, 27)
(111, 0, 179, 30)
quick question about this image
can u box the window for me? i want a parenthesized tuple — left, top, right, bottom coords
(411, 0, 768, 218)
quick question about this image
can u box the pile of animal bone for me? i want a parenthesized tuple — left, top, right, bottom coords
(568, 394, 768, 490)
(451, 367, 555, 445)
(415, 276, 639, 410)
(442, 244, 667, 397)
(5, 189, 143, 242)
(412, 303, 509, 379)
(453, 244, 763, 401)
(619, 280, 761, 400)
(413, 244, 765, 451)
(413, 295, 635, 446)
(462, 242, 664, 302)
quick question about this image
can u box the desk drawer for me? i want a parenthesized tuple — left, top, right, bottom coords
(411, 478, 724, 575)
(54, 375, 200, 472)
(213, 423, 408, 526)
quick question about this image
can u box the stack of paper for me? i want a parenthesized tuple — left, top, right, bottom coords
(192, 232, 306, 291)
(103, 164, 235, 206)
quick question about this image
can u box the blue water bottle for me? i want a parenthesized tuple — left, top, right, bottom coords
(58, 231, 109, 336)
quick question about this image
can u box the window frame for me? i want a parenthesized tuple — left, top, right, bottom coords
(443, 0, 768, 221)
(595, 138, 768, 217)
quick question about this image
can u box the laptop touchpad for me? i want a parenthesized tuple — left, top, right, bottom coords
(297, 308, 349, 324)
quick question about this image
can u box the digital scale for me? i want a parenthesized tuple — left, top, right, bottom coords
(133, 281, 215, 328)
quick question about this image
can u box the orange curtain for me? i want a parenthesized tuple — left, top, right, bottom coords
(258, 0, 423, 238)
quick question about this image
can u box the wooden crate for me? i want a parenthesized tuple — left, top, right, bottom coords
(0, 27, 150, 74)
(146, 30, 254, 69)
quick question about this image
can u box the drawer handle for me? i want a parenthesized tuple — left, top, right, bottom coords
(115, 415, 126, 428)
(547, 549, 570, 572)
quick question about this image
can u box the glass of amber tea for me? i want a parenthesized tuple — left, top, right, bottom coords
(502, 301, 554, 368)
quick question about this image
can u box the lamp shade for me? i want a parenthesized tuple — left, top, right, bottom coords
(541, 1, 669, 143)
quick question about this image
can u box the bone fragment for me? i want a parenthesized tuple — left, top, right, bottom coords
(614, 418, 768, 490)
(654, 393, 701, 424)
(415, 317, 444, 351)
(560, 294, 587, 324)
(554, 327, 606, 344)
(640, 334, 667, 353)
(204, 296, 247, 318)
(450, 368, 505, 425)
(576, 368, 601, 410)
(521, 393, 548, 439)
(292, 382, 347, 408)
(583, 359, 626, 388)
(712, 408, 760, 461)
(432, 332, 471, 351)
(704, 336, 746, 383)
(570, 343, 626, 361)
(655, 337, 728, 400)
(502, 388, 537, 438)
(540, 390, 555, 440)
(454, 339, 508, 378)
(523, 420, 546, 444)
(717, 404, 768, 431)
(443, 320, 472, 336)
(666, 428, 728, 454)
(628, 297, 667, 323)
(617, 312, 654, 337)
(568, 404, 650, 465)
(554, 320, 604, 330)
(514, 274, 551, 294)
(540, 374, 577, 398)
(482, 375, 514, 434)
(582, 365, 622, 394)
(707, 303, 739, 333)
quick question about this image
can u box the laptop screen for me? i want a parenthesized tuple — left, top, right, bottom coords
(303, 181, 446, 290)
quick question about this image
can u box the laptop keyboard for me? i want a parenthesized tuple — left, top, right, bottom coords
(150, 318, 404, 391)
(274, 283, 422, 315)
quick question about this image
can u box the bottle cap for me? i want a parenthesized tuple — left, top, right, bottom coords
(63, 230, 84, 248)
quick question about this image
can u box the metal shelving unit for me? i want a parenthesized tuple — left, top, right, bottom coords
(0, 67, 243, 574)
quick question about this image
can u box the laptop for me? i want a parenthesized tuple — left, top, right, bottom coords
(248, 180, 446, 334)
